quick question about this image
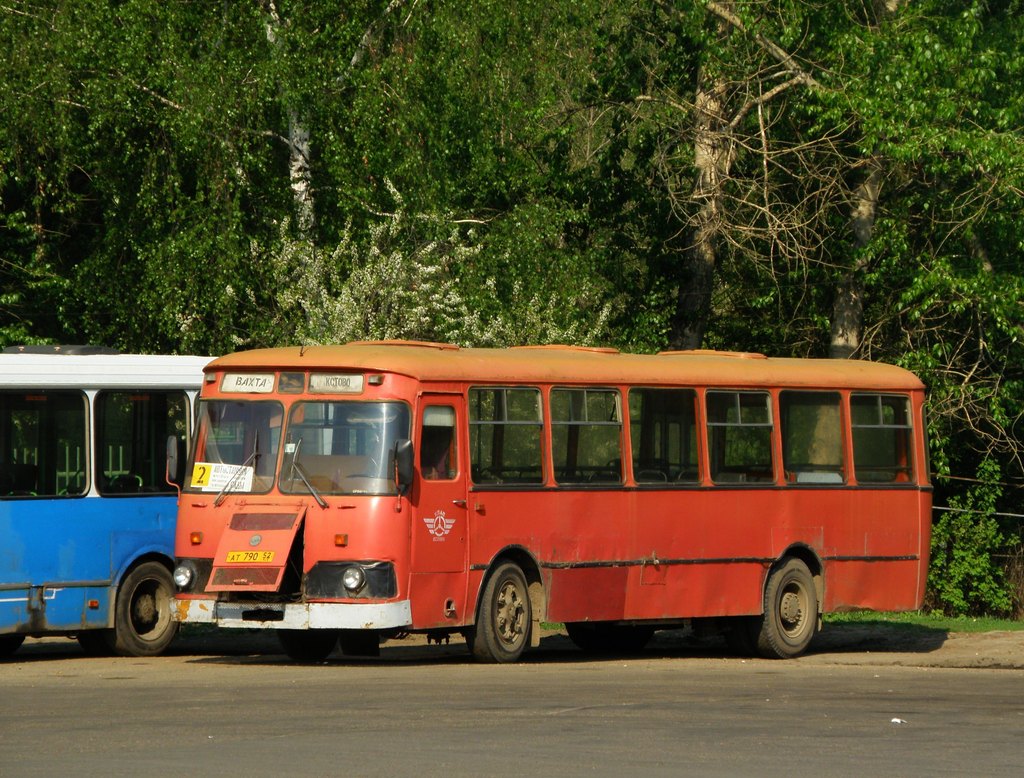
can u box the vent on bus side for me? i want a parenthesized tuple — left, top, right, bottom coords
(347, 340, 460, 350)
(657, 349, 767, 359)
(510, 345, 620, 354)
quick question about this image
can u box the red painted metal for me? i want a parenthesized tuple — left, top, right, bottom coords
(174, 343, 931, 637)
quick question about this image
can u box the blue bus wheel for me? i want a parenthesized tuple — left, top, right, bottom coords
(111, 562, 178, 657)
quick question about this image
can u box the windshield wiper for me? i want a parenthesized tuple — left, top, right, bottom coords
(214, 430, 259, 507)
(287, 437, 328, 509)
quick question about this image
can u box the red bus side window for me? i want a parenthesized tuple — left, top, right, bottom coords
(469, 387, 543, 485)
(706, 390, 774, 484)
(551, 388, 622, 485)
(851, 394, 915, 484)
(780, 391, 844, 485)
(628, 388, 699, 484)
(420, 406, 457, 480)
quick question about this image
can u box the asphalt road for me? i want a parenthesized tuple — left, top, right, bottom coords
(2, 629, 1023, 777)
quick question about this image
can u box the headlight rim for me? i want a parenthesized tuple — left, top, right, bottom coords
(341, 565, 367, 593)
(173, 561, 196, 590)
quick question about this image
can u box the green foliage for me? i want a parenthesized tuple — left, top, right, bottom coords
(824, 610, 1024, 634)
(928, 460, 1013, 617)
(269, 184, 613, 347)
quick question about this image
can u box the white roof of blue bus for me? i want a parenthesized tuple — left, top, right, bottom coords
(0, 354, 212, 390)
(210, 342, 924, 391)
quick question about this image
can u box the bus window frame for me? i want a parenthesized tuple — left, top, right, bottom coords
(419, 403, 459, 482)
(779, 389, 846, 487)
(626, 386, 702, 487)
(468, 385, 545, 488)
(94, 389, 190, 497)
(549, 386, 624, 487)
(279, 398, 412, 497)
(850, 392, 916, 485)
(184, 398, 284, 496)
(705, 388, 776, 485)
(0, 389, 89, 500)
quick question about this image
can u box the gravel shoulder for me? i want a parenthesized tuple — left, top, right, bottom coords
(643, 622, 1024, 669)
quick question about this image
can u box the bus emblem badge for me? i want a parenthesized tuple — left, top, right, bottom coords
(249, 534, 262, 547)
(424, 511, 456, 541)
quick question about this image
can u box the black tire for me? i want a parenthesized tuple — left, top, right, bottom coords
(111, 561, 179, 657)
(0, 634, 25, 657)
(565, 622, 654, 654)
(753, 557, 818, 659)
(278, 629, 339, 662)
(339, 629, 380, 657)
(77, 630, 115, 656)
(470, 562, 531, 663)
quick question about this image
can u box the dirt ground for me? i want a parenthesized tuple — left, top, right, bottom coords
(799, 622, 1024, 669)
(641, 622, 1024, 669)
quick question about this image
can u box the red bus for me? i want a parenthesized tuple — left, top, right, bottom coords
(171, 342, 930, 662)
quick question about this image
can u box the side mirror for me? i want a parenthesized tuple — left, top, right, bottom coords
(394, 438, 414, 496)
(165, 435, 181, 487)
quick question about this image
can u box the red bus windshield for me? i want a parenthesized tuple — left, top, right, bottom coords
(280, 401, 410, 496)
(185, 398, 410, 497)
(186, 400, 282, 494)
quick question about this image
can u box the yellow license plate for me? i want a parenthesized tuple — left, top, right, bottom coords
(225, 550, 275, 564)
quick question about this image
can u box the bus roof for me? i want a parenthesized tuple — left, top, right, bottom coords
(209, 342, 924, 392)
(0, 353, 212, 390)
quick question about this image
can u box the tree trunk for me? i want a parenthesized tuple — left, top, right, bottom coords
(670, 9, 733, 351)
(830, 0, 907, 359)
(264, 1, 316, 240)
(830, 166, 881, 359)
(286, 109, 316, 238)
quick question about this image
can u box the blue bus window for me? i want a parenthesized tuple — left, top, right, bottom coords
(0, 391, 86, 497)
(96, 391, 188, 495)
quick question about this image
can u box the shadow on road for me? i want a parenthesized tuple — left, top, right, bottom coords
(0, 620, 953, 666)
(173, 621, 951, 668)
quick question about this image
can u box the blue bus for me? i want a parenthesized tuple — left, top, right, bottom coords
(0, 347, 209, 657)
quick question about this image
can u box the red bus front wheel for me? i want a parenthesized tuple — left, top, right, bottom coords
(470, 562, 531, 663)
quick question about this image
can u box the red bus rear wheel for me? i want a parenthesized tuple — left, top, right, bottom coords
(755, 557, 818, 659)
(471, 562, 531, 663)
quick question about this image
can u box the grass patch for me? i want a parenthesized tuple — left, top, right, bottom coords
(824, 611, 1024, 633)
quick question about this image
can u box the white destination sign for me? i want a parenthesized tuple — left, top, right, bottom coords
(190, 462, 255, 493)
(309, 373, 364, 394)
(221, 373, 276, 393)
